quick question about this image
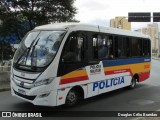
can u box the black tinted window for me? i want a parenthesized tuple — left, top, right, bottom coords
(92, 34, 113, 60)
(62, 32, 85, 62)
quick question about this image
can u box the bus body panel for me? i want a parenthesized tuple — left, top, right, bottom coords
(91, 75, 132, 95)
(58, 58, 151, 100)
(11, 77, 60, 106)
(12, 69, 40, 80)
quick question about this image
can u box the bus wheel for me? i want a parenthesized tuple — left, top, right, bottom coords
(65, 89, 79, 106)
(129, 77, 137, 89)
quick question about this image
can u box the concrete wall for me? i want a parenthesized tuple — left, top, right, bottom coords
(0, 66, 11, 72)
(0, 61, 12, 90)
(0, 72, 10, 90)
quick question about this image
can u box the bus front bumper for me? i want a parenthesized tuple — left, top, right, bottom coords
(11, 80, 58, 106)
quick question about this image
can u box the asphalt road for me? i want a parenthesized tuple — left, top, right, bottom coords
(0, 59, 160, 120)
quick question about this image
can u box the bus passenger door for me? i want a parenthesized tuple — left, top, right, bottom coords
(87, 34, 114, 97)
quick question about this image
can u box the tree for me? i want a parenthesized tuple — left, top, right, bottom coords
(0, 0, 78, 42)
(0, 40, 14, 62)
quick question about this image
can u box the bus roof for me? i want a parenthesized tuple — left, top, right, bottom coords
(35, 23, 150, 39)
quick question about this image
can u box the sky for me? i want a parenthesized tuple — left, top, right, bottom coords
(74, 0, 160, 31)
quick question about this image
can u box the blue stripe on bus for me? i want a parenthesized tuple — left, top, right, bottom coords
(102, 58, 151, 67)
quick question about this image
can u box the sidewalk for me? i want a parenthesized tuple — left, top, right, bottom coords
(152, 57, 160, 60)
(0, 71, 10, 92)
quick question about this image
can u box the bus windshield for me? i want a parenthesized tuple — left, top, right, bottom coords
(13, 30, 66, 71)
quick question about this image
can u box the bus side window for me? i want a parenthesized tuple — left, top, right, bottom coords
(147, 40, 151, 57)
(118, 36, 124, 58)
(98, 35, 108, 59)
(115, 36, 125, 58)
(115, 36, 119, 58)
(62, 32, 85, 62)
(93, 35, 98, 59)
(132, 38, 139, 57)
(143, 39, 150, 57)
(126, 37, 131, 57)
(92, 35, 109, 60)
(138, 39, 143, 56)
(108, 36, 114, 59)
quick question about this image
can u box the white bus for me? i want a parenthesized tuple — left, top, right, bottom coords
(11, 23, 151, 106)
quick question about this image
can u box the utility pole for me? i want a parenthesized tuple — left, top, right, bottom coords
(118, 17, 126, 29)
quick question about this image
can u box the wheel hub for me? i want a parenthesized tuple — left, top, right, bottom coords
(68, 92, 76, 102)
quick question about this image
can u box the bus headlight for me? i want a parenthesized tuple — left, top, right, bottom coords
(34, 78, 54, 87)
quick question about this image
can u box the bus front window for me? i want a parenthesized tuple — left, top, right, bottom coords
(13, 31, 65, 71)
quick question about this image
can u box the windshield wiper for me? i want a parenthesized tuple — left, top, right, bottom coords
(31, 38, 40, 70)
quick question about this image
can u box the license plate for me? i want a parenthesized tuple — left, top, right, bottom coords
(18, 89, 26, 95)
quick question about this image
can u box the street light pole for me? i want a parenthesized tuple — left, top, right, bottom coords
(117, 17, 126, 29)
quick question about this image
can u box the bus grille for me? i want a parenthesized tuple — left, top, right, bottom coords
(14, 90, 36, 101)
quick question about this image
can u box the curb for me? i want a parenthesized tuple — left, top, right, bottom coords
(0, 71, 10, 92)
(152, 58, 160, 60)
(0, 88, 10, 92)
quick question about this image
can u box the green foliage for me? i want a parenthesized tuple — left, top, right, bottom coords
(0, 41, 14, 60)
(0, 0, 78, 42)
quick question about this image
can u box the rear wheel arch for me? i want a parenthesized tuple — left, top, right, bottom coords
(128, 74, 138, 89)
(133, 74, 139, 82)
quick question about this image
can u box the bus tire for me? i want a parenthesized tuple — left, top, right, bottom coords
(65, 89, 79, 106)
(128, 76, 137, 89)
